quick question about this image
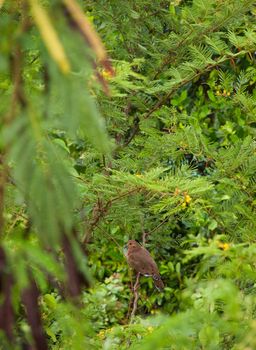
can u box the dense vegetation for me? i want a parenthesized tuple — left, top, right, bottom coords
(1, 0, 256, 348)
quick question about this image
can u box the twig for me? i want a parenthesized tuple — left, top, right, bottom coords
(94, 223, 123, 252)
(126, 268, 134, 320)
(129, 272, 140, 322)
(141, 217, 168, 247)
(6, 210, 28, 236)
(152, 0, 244, 80)
(82, 187, 141, 245)
(121, 51, 249, 148)
(148, 218, 168, 236)
(123, 123, 140, 147)
(140, 215, 148, 247)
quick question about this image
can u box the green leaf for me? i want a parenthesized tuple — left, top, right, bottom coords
(208, 219, 218, 231)
(199, 325, 220, 348)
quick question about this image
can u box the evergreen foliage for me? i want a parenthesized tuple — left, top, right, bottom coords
(1, 0, 256, 348)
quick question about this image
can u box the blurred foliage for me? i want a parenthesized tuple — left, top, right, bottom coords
(1, 0, 256, 349)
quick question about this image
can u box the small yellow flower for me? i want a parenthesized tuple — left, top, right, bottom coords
(217, 242, 230, 251)
(147, 326, 154, 333)
(102, 69, 113, 79)
(181, 192, 192, 208)
(135, 173, 143, 177)
(216, 90, 220, 96)
(98, 330, 106, 339)
(185, 194, 192, 204)
(223, 89, 227, 95)
(227, 91, 231, 96)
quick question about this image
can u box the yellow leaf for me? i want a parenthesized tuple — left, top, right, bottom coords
(29, 0, 70, 74)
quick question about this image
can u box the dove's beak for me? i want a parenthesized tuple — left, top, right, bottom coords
(123, 244, 128, 256)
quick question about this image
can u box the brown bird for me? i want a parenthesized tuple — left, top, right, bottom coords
(124, 240, 164, 291)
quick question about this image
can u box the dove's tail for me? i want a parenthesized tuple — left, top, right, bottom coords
(153, 274, 164, 291)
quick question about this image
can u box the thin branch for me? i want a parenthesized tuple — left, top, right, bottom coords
(126, 268, 134, 320)
(148, 218, 168, 236)
(129, 272, 140, 322)
(6, 210, 28, 236)
(94, 223, 123, 252)
(122, 51, 249, 147)
(152, 0, 250, 79)
(140, 215, 147, 247)
(123, 123, 140, 148)
(152, 29, 194, 80)
(82, 187, 141, 245)
(110, 188, 141, 204)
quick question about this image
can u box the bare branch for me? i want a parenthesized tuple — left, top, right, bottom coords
(129, 272, 140, 322)
(140, 215, 148, 247)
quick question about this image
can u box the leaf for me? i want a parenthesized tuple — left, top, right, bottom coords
(46, 327, 57, 342)
(53, 138, 70, 153)
(208, 219, 218, 231)
(29, 0, 70, 74)
(6, 116, 78, 244)
(44, 294, 57, 310)
(49, 71, 111, 153)
(63, 0, 114, 75)
(176, 262, 181, 279)
(199, 326, 220, 348)
(207, 90, 216, 102)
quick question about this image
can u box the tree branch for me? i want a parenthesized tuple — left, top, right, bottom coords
(140, 215, 148, 247)
(82, 187, 141, 245)
(121, 51, 250, 148)
(129, 272, 140, 322)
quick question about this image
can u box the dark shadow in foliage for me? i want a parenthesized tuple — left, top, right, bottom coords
(0, 247, 14, 342)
